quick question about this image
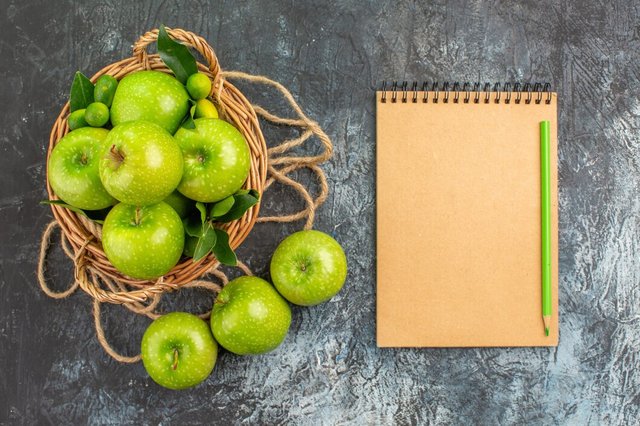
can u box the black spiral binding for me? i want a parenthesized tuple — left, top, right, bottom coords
(380, 81, 552, 105)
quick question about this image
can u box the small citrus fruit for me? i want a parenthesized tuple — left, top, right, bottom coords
(194, 99, 218, 119)
(94, 75, 118, 107)
(85, 102, 110, 127)
(68, 109, 88, 130)
(186, 73, 212, 100)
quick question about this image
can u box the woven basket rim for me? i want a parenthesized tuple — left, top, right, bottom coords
(45, 28, 268, 289)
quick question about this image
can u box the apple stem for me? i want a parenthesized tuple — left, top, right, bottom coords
(134, 207, 141, 225)
(109, 144, 125, 165)
(172, 348, 179, 370)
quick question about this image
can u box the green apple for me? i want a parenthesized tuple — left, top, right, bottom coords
(210, 276, 291, 355)
(163, 190, 193, 219)
(48, 127, 116, 210)
(141, 312, 218, 390)
(99, 121, 184, 206)
(270, 230, 347, 306)
(110, 70, 189, 134)
(174, 118, 250, 202)
(102, 202, 184, 280)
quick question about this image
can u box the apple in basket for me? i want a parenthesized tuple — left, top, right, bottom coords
(101, 202, 184, 280)
(174, 118, 251, 203)
(110, 70, 190, 134)
(47, 127, 117, 210)
(99, 121, 184, 206)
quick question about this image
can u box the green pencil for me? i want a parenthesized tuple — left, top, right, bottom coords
(540, 120, 552, 336)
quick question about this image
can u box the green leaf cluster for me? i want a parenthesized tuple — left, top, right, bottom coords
(182, 190, 260, 265)
(157, 26, 198, 84)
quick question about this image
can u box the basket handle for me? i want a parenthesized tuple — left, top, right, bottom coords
(132, 28, 222, 80)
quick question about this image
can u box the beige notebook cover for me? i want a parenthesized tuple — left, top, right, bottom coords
(376, 88, 558, 347)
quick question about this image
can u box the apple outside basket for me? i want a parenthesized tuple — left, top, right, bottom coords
(45, 29, 269, 304)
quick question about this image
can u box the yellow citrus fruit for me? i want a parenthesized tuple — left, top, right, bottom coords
(194, 99, 218, 119)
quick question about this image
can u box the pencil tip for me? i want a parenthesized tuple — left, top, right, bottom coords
(543, 316, 551, 336)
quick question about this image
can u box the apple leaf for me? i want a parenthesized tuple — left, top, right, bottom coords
(157, 25, 198, 84)
(212, 229, 237, 266)
(209, 196, 235, 219)
(214, 191, 260, 223)
(41, 200, 88, 217)
(180, 104, 197, 130)
(41, 200, 106, 224)
(69, 72, 94, 112)
(180, 117, 196, 130)
(183, 234, 198, 257)
(195, 202, 207, 225)
(183, 216, 203, 237)
(193, 221, 217, 262)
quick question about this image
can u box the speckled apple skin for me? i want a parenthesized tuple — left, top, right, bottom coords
(48, 127, 116, 210)
(174, 118, 251, 203)
(110, 71, 190, 134)
(101, 202, 184, 280)
(141, 312, 218, 390)
(270, 230, 348, 306)
(210, 276, 291, 355)
(99, 121, 184, 206)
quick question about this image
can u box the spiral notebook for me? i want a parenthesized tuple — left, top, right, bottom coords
(376, 82, 559, 347)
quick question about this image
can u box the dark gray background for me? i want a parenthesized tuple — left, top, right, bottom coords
(1, 0, 639, 424)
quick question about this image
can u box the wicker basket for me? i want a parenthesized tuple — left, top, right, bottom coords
(45, 29, 268, 298)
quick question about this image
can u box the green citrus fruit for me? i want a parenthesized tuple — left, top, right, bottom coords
(94, 75, 118, 107)
(68, 109, 88, 130)
(186, 73, 212, 100)
(84, 102, 110, 127)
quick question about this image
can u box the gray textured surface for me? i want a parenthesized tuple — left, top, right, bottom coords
(1, 0, 639, 424)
